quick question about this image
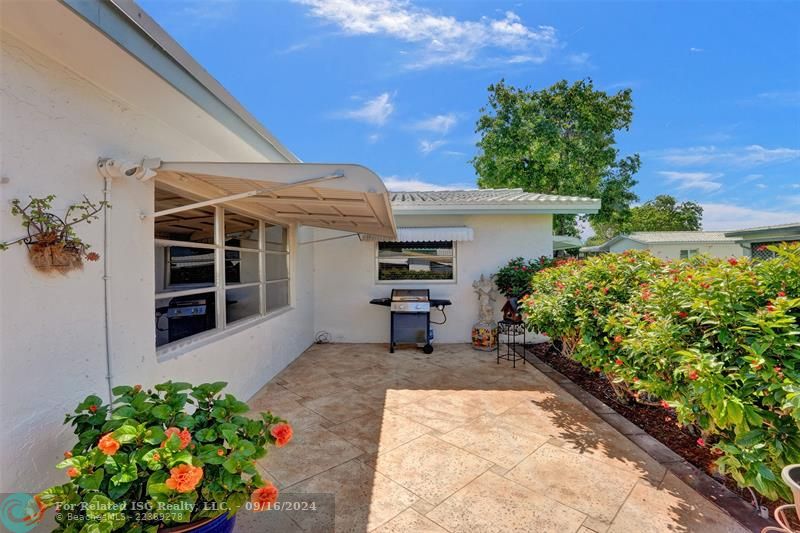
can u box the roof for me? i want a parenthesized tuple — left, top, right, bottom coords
(592, 231, 739, 252)
(389, 189, 601, 215)
(57, 0, 298, 163)
(724, 222, 800, 238)
(624, 231, 738, 244)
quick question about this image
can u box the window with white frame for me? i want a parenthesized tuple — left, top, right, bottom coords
(377, 241, 455, 281)
(679, 249, 699, 259)
(154, 188, 290, 348)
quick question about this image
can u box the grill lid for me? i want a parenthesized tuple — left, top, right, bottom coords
(391, 288, 430, 302)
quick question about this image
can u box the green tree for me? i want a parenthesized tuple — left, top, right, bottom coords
(589, 195, 703, 242)
(472, 79, 640, 236)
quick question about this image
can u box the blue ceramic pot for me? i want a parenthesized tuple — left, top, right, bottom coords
(161, 514, 236, 533)
(192, 514, 235, 533)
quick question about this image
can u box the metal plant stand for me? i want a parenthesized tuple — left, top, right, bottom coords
(497, 319, 526, 367)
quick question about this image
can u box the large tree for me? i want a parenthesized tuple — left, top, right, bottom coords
(588, 195, 704, 244)
(472, 79, 640, 236)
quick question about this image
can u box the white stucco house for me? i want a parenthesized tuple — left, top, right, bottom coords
(0, 0, 600, 493)
(725, 222, 800, 260)
(581, 231, 742, 260)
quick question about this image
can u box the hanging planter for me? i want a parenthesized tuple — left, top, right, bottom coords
(1, 195, 106, 272)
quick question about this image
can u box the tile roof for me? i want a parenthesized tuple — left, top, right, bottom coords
(389, 188, 598, 205)
(388, 189, 600, 215)
(626, 231, 738, 244)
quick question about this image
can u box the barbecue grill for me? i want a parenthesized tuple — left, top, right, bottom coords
(370, 289, 452, 353)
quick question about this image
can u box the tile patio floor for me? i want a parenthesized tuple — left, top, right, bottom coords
(247, 343, 750, 533)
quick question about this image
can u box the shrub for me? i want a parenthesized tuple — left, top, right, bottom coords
(521, 245, 800, 501)
(493, 256, 556, 298)
(35, 381, 291, 531)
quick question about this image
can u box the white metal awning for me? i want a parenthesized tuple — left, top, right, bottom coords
(138, 160, 397, 238)
(360, 226, 474, 242)
(553, 235, 583, 251)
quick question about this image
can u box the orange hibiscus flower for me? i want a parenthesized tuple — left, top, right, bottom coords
(67, 467, 80, 478)
(251, 484, 278, 511)
(98, 434, 120, 456)
(165, 464, 203, 493)
(270, 423, 293, 447)
(161, 427, 191, 450)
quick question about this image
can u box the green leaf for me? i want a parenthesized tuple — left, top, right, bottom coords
(195, 428, 217, 442)
(110, 461, 137, 485)
(111, 424, 140, 444)
(150, 405, 171, 420)
(144, 426, 166, 445)
(111, 385, 133, 396)
(726, 400, 744, 425)
(78, 468, 105, 490)
(111, 406, 137, 420)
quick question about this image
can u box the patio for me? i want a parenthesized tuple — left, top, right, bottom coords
(247, 343, 749, 533)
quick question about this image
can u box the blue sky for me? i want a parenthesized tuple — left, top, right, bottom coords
(139, 0, 800, 231)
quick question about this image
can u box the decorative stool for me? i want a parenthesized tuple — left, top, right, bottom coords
(497, 319, 526, 367)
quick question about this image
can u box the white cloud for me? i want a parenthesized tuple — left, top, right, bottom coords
(756, 90, 800, 106)
(419, 139, 447, 154)
(701, 202, 800, 231)
(295, 0, 559, 68)
(659, 145, 800, 167)
(689, 47, 704, 53)
(413, 113, 458, 134)
(381, 176, 476, 191)
(566, 52, 591, 67)
(367, 133, 381, 144)
(337, 92, 394, 125)
(659, 171, 723, 192)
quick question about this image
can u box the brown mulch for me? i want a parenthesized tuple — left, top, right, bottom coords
(525, 342, 785, 517)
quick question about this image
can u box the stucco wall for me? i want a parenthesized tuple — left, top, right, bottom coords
(607, 238, 741, 259)
(0, 31, 313, 492)
(312, 214, 553, 344)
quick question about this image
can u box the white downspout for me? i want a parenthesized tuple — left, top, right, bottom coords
(103, 175, 114, 404)
(96, 158, 159, 404)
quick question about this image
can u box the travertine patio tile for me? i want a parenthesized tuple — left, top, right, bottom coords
(257, 425, 362, 488)
(506, 443, 639, 524)
(439, 413, 548, 469)
(372, 508, 449, 533)
(280, 374, 357, 400)
(374, 434, 493, 504)
(390, 391, 488, 432)
(301, 387, 377, 423)
(287, 459, 417, 533)
(251, 344, 750, 533)
(608, 474, 750, 533)
(249, 397, 327, 430)
(328, 411, 431, 455)
(427, 471, 587, 533)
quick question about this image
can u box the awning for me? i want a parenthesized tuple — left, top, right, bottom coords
(142, 161, 397, 238)
(360, 226, 474, 242)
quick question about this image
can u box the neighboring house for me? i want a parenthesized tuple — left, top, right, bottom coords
(725, 222, 800, 260)
(313, 189, 599, 344)
(581, 231, 742, 260)
(0, 1, 600, 492)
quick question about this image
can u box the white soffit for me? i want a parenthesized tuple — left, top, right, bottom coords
(360, 227, 474, 242)
(153, 162, 397, 238)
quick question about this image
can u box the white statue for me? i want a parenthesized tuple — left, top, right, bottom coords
(472, 274, 497, 324)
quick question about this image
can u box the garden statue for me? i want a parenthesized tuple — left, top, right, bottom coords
(471, 274, 497, 351)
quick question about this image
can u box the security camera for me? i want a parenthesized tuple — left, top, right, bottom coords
(97, 158, 160, 181)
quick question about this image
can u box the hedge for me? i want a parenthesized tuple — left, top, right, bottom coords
(520, 244, 800, 501)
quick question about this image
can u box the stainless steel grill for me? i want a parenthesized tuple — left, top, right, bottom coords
(370, 289, 451, 354)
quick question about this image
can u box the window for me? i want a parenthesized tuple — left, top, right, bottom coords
(154, 188, 290, 348)
(377, 241, 455, 281)
(679, 249, 699, 259)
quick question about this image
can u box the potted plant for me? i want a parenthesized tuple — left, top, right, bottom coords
(493, 256, 554, 321)
(0, 195, 106, 272)
(33, 380, 292, 532)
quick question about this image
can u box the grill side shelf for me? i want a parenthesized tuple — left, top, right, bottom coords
(369, 298, 392, 307)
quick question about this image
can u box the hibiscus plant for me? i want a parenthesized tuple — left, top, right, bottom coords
(35, 380, 292, 532)
(492, 256, 555, 299)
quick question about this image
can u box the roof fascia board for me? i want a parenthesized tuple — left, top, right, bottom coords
(724, 230, 800, 240)
(59, 0, 298, 163)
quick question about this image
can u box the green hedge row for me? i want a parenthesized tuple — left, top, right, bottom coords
(520, 245, 800, 501)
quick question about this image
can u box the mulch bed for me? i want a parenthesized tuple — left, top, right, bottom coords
(525, 342, 786, 517)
